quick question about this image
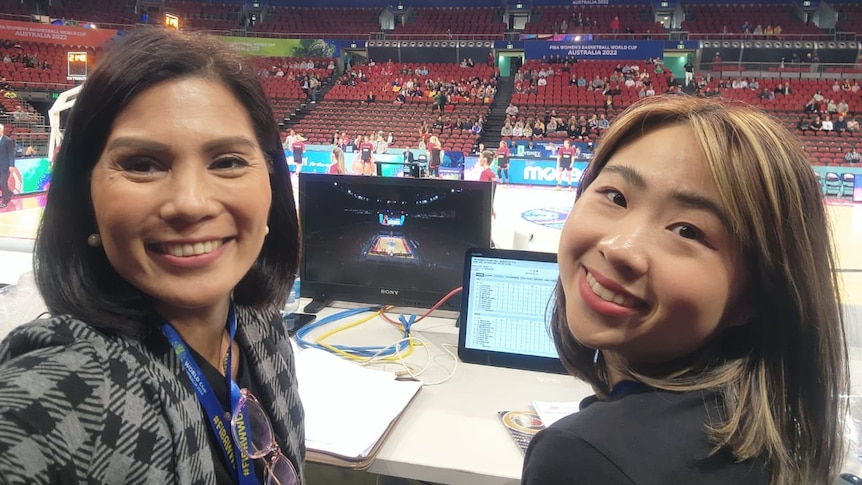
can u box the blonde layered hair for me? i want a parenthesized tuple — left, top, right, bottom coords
(330, 146, 346, 174)
(551, 95, 848, 484)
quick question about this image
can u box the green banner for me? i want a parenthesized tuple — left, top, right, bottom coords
(219, 36, 336, 58)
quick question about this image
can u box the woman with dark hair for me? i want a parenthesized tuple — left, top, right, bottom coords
(522, 96, 847, 485)
(0, 28, 304, 484)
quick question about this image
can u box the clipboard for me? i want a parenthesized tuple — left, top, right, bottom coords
(306, 386, 422, 470)
(296, 346, 423, 469)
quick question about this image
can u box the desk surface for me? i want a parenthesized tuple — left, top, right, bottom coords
(299, 305, 592, 485)
(302, 303, 862, 485)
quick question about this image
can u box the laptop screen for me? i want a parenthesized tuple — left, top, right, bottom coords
(458, 248, 565, 374)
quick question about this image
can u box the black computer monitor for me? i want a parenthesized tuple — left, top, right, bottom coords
(298, 173, 493, 313)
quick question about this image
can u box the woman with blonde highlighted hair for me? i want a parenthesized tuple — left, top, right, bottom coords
(328, 146, 346, 174)
(522, 95, 847, 485)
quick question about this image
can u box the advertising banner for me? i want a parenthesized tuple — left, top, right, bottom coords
(507, 159, 589, 187)
(510, 140, 594, 160)
(525, 40, 663, 61)
(285, 146, 462, 177)
(0, 19, 118, 47)
(220, 36, 337, 58)
(10, 157, 52, 195)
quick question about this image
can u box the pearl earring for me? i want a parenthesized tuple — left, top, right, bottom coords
(265, 225, 270, 235)
(87, 233, 101, 248)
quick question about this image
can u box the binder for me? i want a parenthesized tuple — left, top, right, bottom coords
(295, 345, 423, 469)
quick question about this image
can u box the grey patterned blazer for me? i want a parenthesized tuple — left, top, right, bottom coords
(0, 306, 305, 484)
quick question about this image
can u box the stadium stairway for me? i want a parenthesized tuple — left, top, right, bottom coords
(480, 76, 515, 149)
(282, 72, 340, 132)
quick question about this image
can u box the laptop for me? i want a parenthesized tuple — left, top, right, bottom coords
(457, 248, 566, 374)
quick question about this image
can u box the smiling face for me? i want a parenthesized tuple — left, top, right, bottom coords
(90, 77, 272, 318)
(558, 124, 747, 365)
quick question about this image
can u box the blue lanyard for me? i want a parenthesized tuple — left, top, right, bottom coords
(162, 303, 260, 485)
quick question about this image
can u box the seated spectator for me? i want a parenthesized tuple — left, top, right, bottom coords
(501, 121, 513, 137)
(563, 121, 576, 139)
(513, 120, 525, 137)
(810, 116, 823, 131)
(834, 115, 848, 135)
(12, 106, 29, 121)
(837, 100, 849, 116)
(364, 92, 376, 103)
(846, 147, 861, 163)
(597, 114, 610, 134)
(796, 116, 812, 133)
(533, 119, 545, 138)
(821, 115, 834, 132)
(505, 104, 519, 116)
(471, 120, 483, 136)
(847, 116, 860, 133)
(759, 88, 774, 101)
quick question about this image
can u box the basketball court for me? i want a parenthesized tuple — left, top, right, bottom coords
(369, 234, 415, 260)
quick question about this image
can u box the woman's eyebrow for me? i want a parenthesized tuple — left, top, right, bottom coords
(604, 163, 729, 226)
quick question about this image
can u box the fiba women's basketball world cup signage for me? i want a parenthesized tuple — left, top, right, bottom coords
(524, 40, 663, 60)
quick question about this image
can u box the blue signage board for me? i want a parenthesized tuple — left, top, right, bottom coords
(525, 40, 664, 60)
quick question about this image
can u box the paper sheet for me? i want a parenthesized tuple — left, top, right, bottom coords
(531, 400, 580, 427)
(295, 345, 422, 460)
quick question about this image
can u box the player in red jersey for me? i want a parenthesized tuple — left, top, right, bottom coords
(479, 150, 496, 182)
(291, 134, 306, 174)
(556, 139, 577, 190)
(359, 135, 376, 175)
(495, 140, 511, 184)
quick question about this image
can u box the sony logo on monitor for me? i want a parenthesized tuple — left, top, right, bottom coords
(381, 289, 400, 295)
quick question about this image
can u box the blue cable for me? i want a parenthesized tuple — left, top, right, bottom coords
(293, 306, 417, 358)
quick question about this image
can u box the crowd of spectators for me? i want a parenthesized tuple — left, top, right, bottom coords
(337, 59, 498, 106)
(501, 105, 610, 142)
(0, 40, 51, 71)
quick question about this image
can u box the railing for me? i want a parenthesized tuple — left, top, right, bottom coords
(1, 12, 860, 44)
(700, 61, 862, 80)
(686, 31, 852, 42)
(4, 80, 79, 92)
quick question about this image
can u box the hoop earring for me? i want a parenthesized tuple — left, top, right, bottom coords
(87, 233, 101, 248)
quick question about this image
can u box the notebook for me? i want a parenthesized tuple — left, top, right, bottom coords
(457, 248, 565, 374)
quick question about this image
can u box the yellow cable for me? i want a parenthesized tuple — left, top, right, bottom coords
(313, 306, 419, 362)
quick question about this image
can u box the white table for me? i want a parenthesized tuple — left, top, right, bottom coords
(297, 304, 592, 485)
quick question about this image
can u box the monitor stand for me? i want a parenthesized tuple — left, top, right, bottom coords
(302, 298, 330, 315)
